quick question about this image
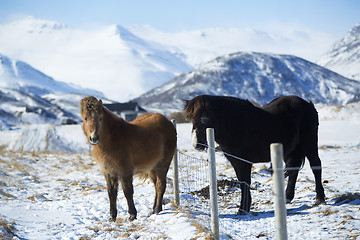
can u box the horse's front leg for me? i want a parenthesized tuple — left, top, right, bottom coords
(105, 174, 119, 221)
(120, 175, 137, 221)
(285, 171, 299, 203)
(238, 178, 252, 215)
(229, 159, 252, 215)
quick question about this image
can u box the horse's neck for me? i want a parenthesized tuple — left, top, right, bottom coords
(100, 107, 131, 140)
(102, 107, 129, 127)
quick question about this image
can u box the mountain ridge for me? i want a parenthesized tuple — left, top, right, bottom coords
(135, 52, 360, 111)
(0, 54, 105, 129)
(0, 17, 193, 101)
(0, 53, 103, 97)
(318, 23, 360, 80)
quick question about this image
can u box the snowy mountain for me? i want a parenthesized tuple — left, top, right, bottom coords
(135, 52, 360, 110)
(0, 54, 106, 129)
(129, 24, 336, 66)
(0, 54, 103, 97)
(0, 17, 193, 101)
(318, 23, 360, 81)
(0, 16, 337, 102)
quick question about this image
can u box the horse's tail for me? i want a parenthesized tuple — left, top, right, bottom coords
(285, 100, 318, 177)
(137, 172, 150, 182)
(301, 101, 319, 133)
(284, 153, 306, 177)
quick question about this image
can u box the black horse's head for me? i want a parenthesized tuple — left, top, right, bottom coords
(184, 95, 216, 151)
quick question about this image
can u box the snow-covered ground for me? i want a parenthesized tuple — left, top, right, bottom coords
(0, 105, 359, 239)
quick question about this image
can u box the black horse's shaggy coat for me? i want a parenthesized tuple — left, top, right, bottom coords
(184, 95, 325, 214)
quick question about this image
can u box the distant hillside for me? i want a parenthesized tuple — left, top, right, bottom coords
(0, 54, 105, 129)
(0, 17, 193, 101)
(0, 53, 103, 97)
(0, 88, 81, 130)
(135, 52, 360, 111)
(318, 23, 360, 81)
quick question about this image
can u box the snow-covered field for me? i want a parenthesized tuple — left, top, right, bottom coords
(0, 105, 359, 239)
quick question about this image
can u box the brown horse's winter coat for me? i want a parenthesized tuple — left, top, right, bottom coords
(80, 96, 176, 221)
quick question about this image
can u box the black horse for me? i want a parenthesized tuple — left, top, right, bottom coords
(184, 95, 325, 215)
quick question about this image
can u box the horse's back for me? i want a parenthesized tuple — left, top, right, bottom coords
(263, 96, 319, 155)
(132, 113, 176, 147)
(132, 113, 175, 131)
(263, 96, 318, 125)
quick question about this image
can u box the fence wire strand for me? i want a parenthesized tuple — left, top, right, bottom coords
(191, 140, 323, 172)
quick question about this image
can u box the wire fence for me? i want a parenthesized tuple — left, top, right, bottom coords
(176, 150, 211, 227)
(172, 146, 282, 239)
(169, 123, 288, 239)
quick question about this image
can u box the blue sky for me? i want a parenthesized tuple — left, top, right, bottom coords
(0, 0, 359, 37)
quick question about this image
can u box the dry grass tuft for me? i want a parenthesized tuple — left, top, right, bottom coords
(27, 193, 49, 202)
(79, 236, 92, 240)
(0, 189, 16, 200)
(190, 221, 212, 239)
(319, 145, 342, 150)
(0, 145, 6, 155)
(154, 234, 169, 240)
(321, 208, 339, 216)
(0, 217, 16, 240)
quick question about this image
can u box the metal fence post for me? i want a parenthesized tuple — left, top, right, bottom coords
(270, 143, 288, 240)
(171, 119, 180, 207)
(207, 128, 219, 240)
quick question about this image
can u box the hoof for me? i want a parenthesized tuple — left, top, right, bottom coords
(153, 206, 162, 214)
(315, 198, 326, 205)
(286, 198, 292, 204)
(129, 215, 136, 221)
(236, 209, 249, 215)
(152, 209, 161, 215)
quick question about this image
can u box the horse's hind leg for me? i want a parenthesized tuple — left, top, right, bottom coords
(150, 158, 172, 214)
(302, 133, 325, 204)
(284, 147, 304, 203)
(150, 151, 174, 214)
(105, 174, 119, 221)
(120, 175, 137, 221)
(149, 171, 160, 213)
(150, 170, 167, 214)
(307, 153, 325, 204)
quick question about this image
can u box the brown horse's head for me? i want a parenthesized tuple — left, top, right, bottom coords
(80, 96, 104, 145)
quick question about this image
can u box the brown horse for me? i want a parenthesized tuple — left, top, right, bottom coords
(80, 96, 176, 221)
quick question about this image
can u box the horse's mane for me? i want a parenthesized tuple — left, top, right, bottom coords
(183, 95, 206, 120)
(80, 96, 124, 122)
(80, 96, 102, 115)
(183, 95, 254, 120)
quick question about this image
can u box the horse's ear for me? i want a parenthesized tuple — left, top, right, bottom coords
(99, 99, 103, 107)
(80, 98, 85, 114)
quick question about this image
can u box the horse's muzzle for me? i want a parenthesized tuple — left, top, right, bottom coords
(192, 129, 207, 151)
(89, 134, 99, 145)
(195, 143, 208, 151)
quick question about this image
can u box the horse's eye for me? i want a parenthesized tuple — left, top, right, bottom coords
(85, 117, 87, 121)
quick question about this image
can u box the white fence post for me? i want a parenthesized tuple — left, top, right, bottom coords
(171, 119, 180, 207)
(207, 128, 220, 240)
(270, 143, 288, 240)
